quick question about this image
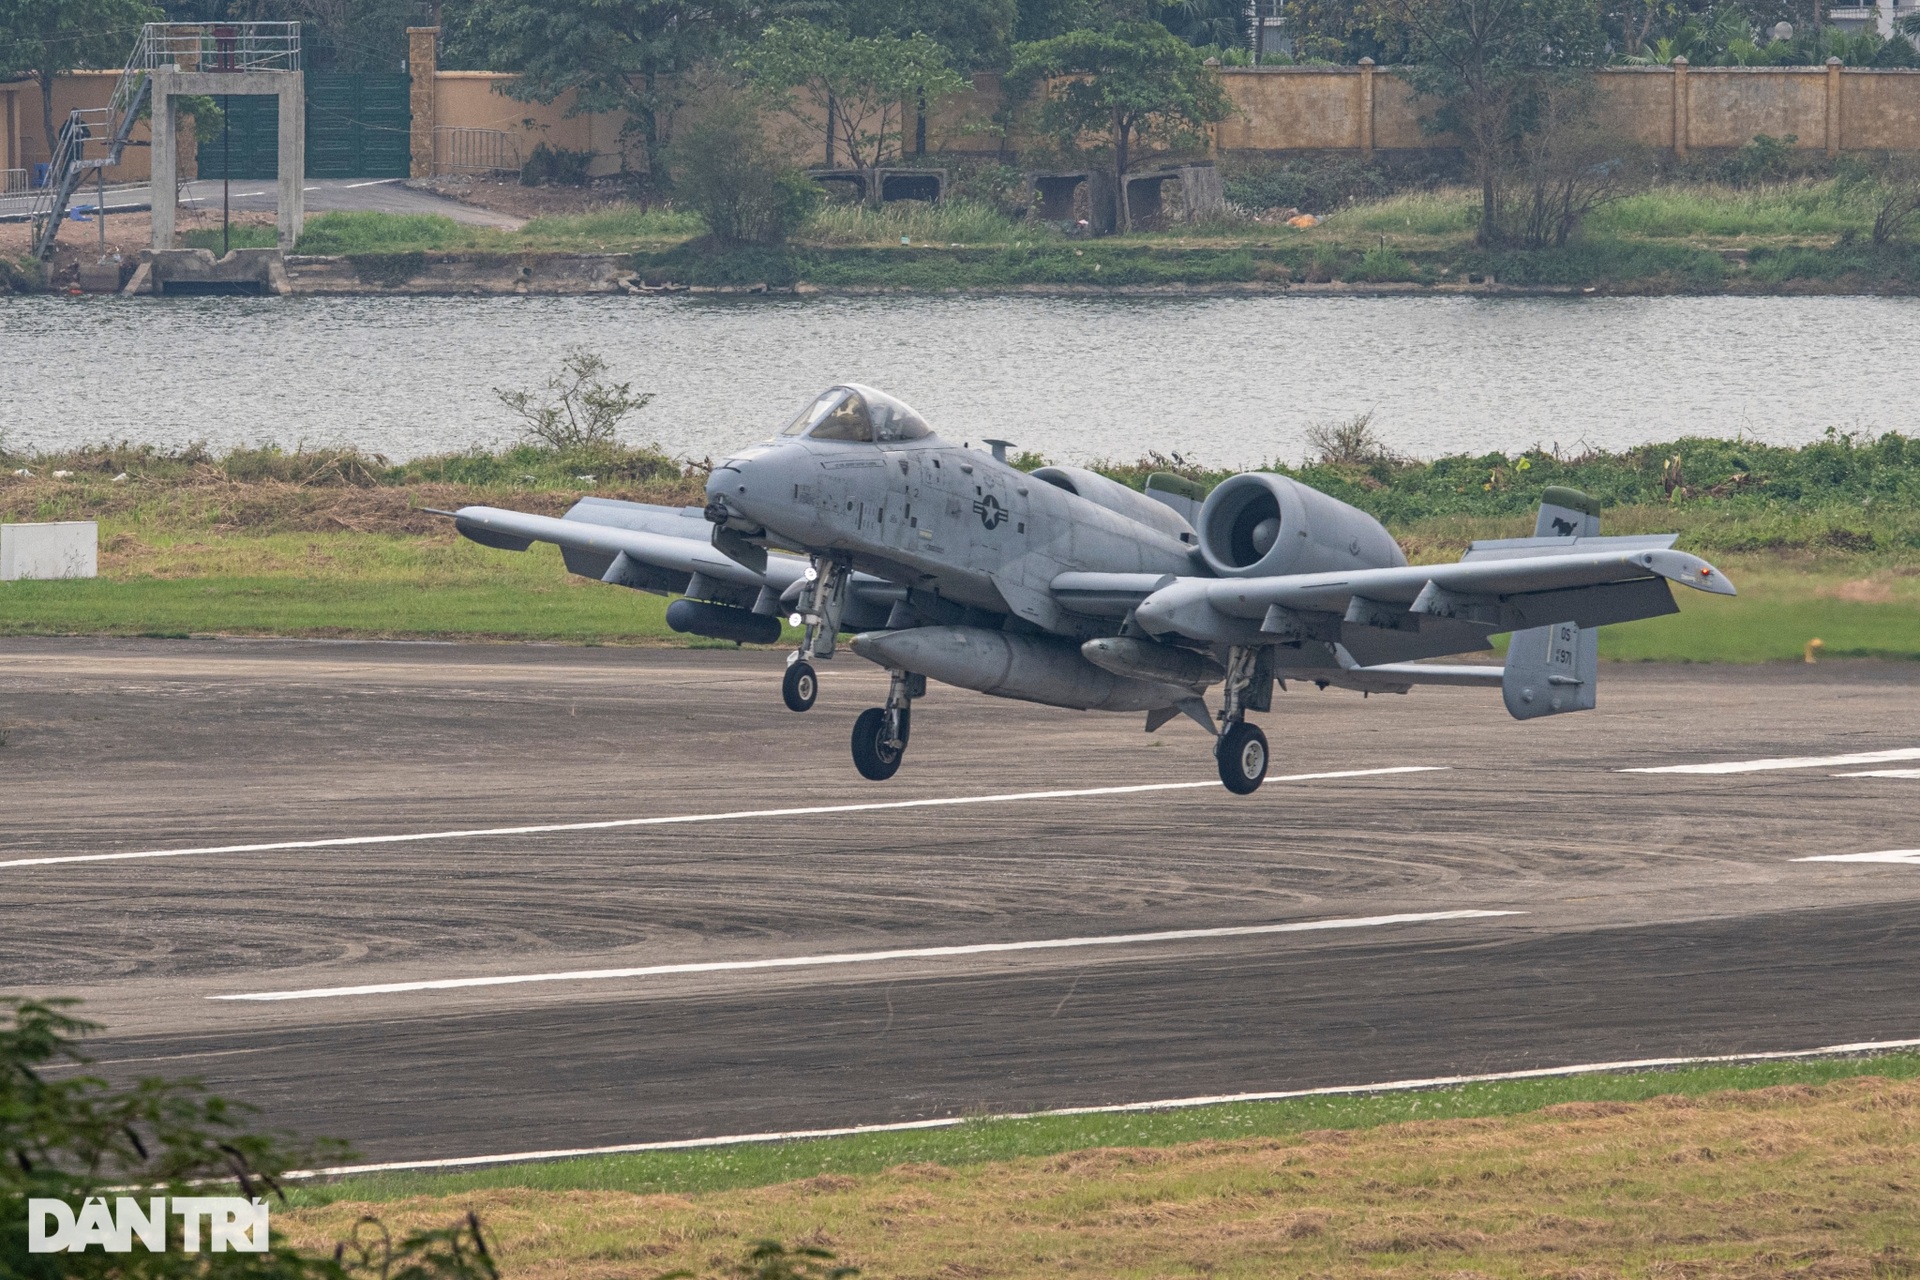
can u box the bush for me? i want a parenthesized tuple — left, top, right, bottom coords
(1350, 244, 1418, 281)
(520, 142, 595, 187)
(1, 996, 497, 1279)
(667, 92, 818, 246)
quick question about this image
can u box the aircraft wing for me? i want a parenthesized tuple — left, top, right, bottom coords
(1058, 536, 1733, 665)
(447, 498, 904, 637)
(452, 503, 805, 594)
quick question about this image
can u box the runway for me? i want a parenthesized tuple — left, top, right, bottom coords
(2, 637, 1918, 1166)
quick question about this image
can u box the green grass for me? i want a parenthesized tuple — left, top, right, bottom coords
(1590, 179, 1879, 240)
(801, 197, 1046, 247)
(286, 1050, 1920, 1205)
(516, 206, 704, 249)
(293, 211, 507, 255)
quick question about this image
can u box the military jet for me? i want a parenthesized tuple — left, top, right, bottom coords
(448, 383, 1735, 792)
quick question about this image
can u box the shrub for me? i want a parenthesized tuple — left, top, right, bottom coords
(1350, 244, 1418, 281)
(495, 348, 655, 451)
(520, 142, 595, 187)
(667, 91, 819, 246)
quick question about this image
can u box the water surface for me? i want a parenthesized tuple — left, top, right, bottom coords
(2, 293, 1911, 464)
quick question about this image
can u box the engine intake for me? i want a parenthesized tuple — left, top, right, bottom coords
(1196, 473, 1407, 578)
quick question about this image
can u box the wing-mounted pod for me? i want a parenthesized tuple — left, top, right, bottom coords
(1196, 474, 1406, 578)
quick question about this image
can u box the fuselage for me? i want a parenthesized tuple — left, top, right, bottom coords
(709, 427, 1194, 636)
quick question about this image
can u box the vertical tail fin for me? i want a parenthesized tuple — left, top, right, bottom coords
(1535, 486, 1601, 539)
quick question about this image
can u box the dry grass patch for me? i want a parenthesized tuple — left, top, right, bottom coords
(278, 1076, 1920, 1279)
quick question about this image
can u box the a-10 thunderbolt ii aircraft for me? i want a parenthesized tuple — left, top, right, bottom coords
(448, 383, 1735, 793)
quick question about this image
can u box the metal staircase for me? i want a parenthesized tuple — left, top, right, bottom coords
(29, 23, 301, 261)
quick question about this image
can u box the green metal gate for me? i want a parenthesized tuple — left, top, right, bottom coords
(196, 95, 280, 180)
(196, 73, 410, 180)
(306, 73, 410, 178)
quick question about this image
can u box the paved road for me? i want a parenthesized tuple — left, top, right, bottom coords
(0, 178, 522, 228)
(2, 639, 1917, 1165)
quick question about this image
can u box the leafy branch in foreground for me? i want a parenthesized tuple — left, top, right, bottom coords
(657, 1238, 858, 1280)
(1, 996, 496, 1279)
(494, 348, 655, 452)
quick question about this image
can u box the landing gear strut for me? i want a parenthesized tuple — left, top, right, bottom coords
(852, 668, 923, 781)
(1214, 645, 1272, 794)
(783, 553, 850, 713)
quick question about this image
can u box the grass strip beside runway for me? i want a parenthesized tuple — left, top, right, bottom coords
(278, 1055, 1920, 1277)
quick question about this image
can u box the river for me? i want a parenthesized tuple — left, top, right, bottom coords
(2, 293, 1912, 465)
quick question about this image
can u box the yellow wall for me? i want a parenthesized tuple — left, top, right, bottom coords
(14, 72, 198, 182)
(411, 54, 1920, 176)
(1211, 63, 1920, 154)
(431, 74, 639, 176)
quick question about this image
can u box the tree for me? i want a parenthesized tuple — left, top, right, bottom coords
(0, 0, 162, 171)
(1375, 0, 1607, 245)
(667, 87, 819, 245)
(1005, 22, 1234, 231)
(741, 21, 968, 179)
(444, 0, 745, 188)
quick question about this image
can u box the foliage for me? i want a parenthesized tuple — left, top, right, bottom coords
(446, 0, 743, 186)
(0, 0, 164, 155)
(1497, 77, 1641, 246)
(830, 0, 1019, 71)
(1305, 411, 1402, 464)
(1223, 152, 1466, 214)
(1005, 22, 1234, 231)
(657, 1239, 857, 1280)
(1378, 0, 1609, 245)
(0, 996, 495, 1279)
(800, 197, 1036, 246)
(259, 0, 415, 74)
(668, 87, 820, 246)
(1871, 158, 1920, 246)
(495, 348, 655, 452)
(1349, 242, 1421, 279)
(519, 142, 594, 187)
(742, 22, 969, 174)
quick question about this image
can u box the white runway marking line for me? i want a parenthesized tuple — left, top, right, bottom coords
(1621, 747, 1920, 775)
(1834, 769, 1920, 779)
(286, 1034, 1920, 1179)
(211, 908, 1520, 1002)
(1795, 850, 1920, 865)
(0, 766, 1447, 871)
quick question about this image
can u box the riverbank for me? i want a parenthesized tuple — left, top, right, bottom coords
(12, 177, 1920, 295)
(1, 435, 1913, 660)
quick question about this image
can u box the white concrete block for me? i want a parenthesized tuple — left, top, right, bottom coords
(0, 521, 98, 581)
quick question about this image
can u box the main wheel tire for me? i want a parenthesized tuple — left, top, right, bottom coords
(1216, 721, 1269, 794)
(851, 706, 905, 781)
(782, 660, 818, 712)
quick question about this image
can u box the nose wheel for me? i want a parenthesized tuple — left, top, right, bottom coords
(1216, 721, 1268, 794)
(782, 659, 818, 712)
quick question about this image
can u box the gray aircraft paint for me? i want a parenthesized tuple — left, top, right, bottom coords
(451, 383, 1737, 783)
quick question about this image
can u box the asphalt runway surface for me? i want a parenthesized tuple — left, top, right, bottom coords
(3, 637, 1918, 1166)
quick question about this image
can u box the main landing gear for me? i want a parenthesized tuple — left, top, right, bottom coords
(782, 553, 850, 713)
(1214, 645, 1273, 794)
(852, 668, 923, 781)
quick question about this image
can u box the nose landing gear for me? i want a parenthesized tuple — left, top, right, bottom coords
(782, 657, 818, 712)
(783, 554, 850, 713)
(852, 668, 923, 781)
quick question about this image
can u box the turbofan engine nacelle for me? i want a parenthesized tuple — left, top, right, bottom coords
(1196, 473, 1407, 579)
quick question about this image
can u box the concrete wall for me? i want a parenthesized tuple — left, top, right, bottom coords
(12, 72, 198, 181)
(0, 522, 97, 582)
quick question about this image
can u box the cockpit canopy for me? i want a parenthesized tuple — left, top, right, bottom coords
(780, 384, 934, 443)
